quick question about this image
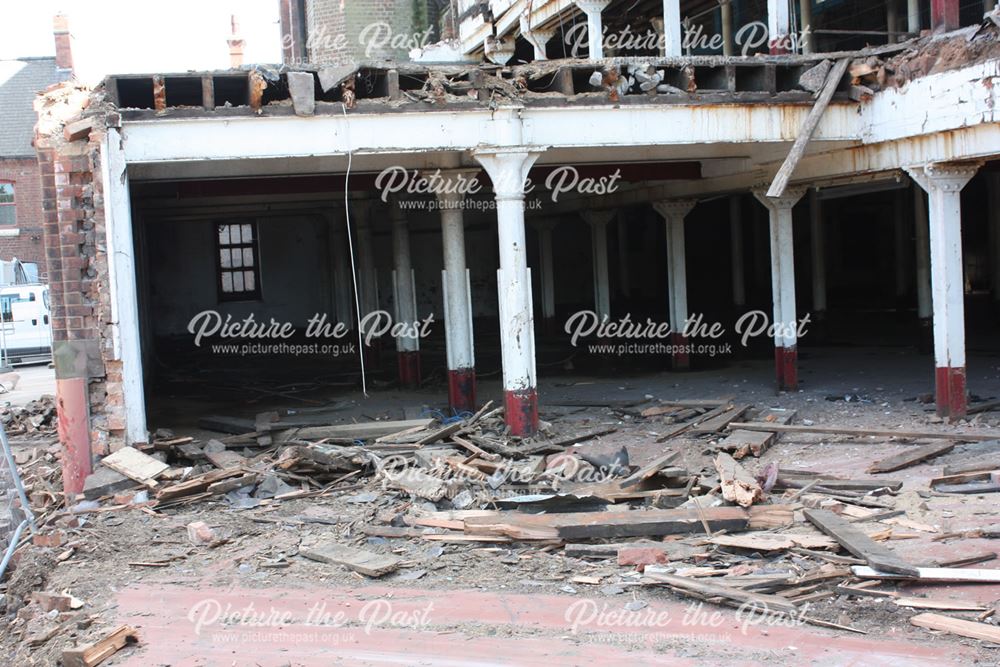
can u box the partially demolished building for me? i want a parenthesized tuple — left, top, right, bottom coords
(30, 0, 1000, 494)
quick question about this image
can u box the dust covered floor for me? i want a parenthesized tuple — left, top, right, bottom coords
(2, 347, 1000, 665)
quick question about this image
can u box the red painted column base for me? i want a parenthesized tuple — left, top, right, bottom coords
(56, 376, 92, 496)
(774, 346, 798, 391)
(448, 368, 477, 414)
(504, 387, 539, 437)
(671, 333, 690, 370)
(935, 366, 967, 419)
(398, 350, 421, 389)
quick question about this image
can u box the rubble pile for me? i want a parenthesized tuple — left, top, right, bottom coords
(1, 397, 58, 438)
(7, 395, 1000, 657)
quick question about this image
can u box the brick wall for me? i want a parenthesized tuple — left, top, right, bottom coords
(37, 117, 122, 455)
(0, 157, 47, 270)
(305, 0, 436, 65)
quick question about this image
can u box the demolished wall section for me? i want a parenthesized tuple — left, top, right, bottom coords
(35, 83, 125, 458)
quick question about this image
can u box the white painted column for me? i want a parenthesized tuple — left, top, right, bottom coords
(755, 188, 807, 391)
(909, 0, 922, 32)
(800, 0, 815, 54)
(987, 173, 1000, 305)
(520, 16, 555, 60)
(475, 148, 543, 436)
(768, 0, 793, 54)
(662, 0, 683, 56)
(390, 196, 420, 388)
(326, 210, 354, 331)
(574, 0, 612, 59)
(653, 201, 696, 370)
(906, 162, 981, 419)
(809, 188, 827, 318)
(102, 128, 147, 446)
(430, 169, 478, 413)
(535, 220, 558, 332)
(914, 184, 933, 350)
(582, 210, 615, 321)
(730, 195, 746, 307)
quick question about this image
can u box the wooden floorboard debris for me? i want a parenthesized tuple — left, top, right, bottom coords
(727, 422, 999, 442)
(689, 404, 751, 434)
(62, 625, 139, 667)
(300, 541, 402, 577)
(867, 442, 956, 473)
(910, 612, 1000, 642)
(804, 508, 919, 575)
(101, 447, 170, 485)
(720, 409, 795, 459)
(709, 533, 837, 551)
(276, 418, 435, 443)
(895, 598, 988, 611)
(618, 450, 679, 489)
(463, 507, 752, 541)
(851, 566, 1000, 583)
(643, 569, 799, 614)
(715, 452, 764, 507)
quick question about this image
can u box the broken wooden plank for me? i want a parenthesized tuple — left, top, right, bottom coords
(867, 442, 956, 473)
(463, 507, 753, 541)
(643, 570, 798, 614)
(62, 625, 139, 667)
(300, 541, 402, 577)
(766, 58, 850, 198)
(910, 612, 1000, 643)
(728, 422, 999, 442)
(276, 418, 434, 442)
(689, 404, 751, 434)
(709, 533, 837, 552)
(618, 450, 679, 489)
(803, 508, 919, 576)
(715, 452, 764, 507)
(101, 447, 169, 484)
(935, 481, 1000, 494)
(895, 598, 988, 612)
(850, 565, 1000, 583)
(720, 409, 795, 459)
(204, 450, 246, 470)
(943, 456, 1000, 476)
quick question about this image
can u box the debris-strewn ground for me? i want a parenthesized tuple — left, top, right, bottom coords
(2, 349, 1000, 665)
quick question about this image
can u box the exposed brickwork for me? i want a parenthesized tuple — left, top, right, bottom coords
(0, 157, 47, 270)
(36, 100, 123, 454)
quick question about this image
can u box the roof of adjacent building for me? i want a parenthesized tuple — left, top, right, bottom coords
(0, 57, 71, 158)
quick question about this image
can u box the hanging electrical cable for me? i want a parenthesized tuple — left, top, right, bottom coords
(341, 101, 368, 397)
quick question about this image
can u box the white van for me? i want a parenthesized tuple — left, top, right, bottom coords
(0, 284, 52, 365)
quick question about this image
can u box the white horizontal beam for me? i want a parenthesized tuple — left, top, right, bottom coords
(121, 102, 861, 164)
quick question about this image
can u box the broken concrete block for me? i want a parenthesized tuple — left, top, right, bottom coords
(82, 467, 134, 500)
(186, 521, 216, 545)
(286, 71, 316, 116)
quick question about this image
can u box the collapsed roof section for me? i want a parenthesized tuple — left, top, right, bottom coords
(78, 23, 1000, 123)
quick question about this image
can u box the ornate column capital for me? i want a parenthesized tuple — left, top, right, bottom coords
(652, 199, 697, 221)
(473, 147, 546, 202)
(906, 162, 982, 195)
(753, 187, 807, 212)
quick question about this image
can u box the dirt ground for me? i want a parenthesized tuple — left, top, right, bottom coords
(2, 347, 1000, 665)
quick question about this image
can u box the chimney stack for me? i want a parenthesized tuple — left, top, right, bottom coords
(53, 13, 74, 72)
(227, 15, 245, 68)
